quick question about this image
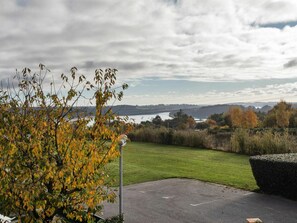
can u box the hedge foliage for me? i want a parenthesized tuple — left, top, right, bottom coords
(128, 127, 213, 149)
(249, 153, 297, 199)
(231, 129, 297, 155)
(129, 127, 297, 154)
(98, 215, 123, 223)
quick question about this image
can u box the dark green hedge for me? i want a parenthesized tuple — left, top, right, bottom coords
(249, 153, 297, 199)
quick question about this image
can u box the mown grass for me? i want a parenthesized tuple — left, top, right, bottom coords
(107, 142, 257, 191)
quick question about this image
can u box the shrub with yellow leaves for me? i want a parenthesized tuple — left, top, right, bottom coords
(0, 65, 130, 222)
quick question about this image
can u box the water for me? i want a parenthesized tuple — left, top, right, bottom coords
(85, 112, 172, 126)
(124, 112, 172, 124)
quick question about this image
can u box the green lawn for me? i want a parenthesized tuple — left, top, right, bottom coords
(107, 142, 258, 191)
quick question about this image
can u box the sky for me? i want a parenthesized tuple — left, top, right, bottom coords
(1, 0, 297, 105)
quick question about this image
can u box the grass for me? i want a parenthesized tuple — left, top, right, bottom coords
(107, 142, 258, 191)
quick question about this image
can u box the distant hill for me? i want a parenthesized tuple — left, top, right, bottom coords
(181, 104, 237, 119)
(73, 103, 274, 120)
(109, 104, 200, 115)
(177, 104, 272, 119)
(72, 104, 200, 117)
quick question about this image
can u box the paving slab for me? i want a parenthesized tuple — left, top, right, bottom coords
(102, 178, 297, 223)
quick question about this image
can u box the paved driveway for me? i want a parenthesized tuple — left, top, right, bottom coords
(102, 178, 297, 223)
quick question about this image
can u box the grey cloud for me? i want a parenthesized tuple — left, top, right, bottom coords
(1, 0, 297, 87)
(0, 78, 19, 89)
(284, 59, 297, 68)
(16, 0, 30, 7)
(83, 61, 95, 69)
(64, 0, 109, 12)
(121, 62, 147, 71)
(264, 1, 289, 10)
(194, 53, 262, 69)
(166, 64, 179, 69)
(82, 61, 147, 71)
(239, 57, 263, 68)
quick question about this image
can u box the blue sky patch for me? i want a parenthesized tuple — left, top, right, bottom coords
(255, 20, 297, 29)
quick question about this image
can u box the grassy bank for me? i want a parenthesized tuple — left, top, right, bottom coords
(107, 142, 257, 191)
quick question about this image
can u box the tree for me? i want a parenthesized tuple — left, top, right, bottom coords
(262, 112, 277, 128)
(208, 113, 225, 126)
(170, 110, 196, 129)
(195, 121, 210, 130)
(228, 107, 258, 129)
(289, 109, 297, 128)
(263, 100, 292, 128)
(186, 116, 196, 129)
(0, 65, 130, 222)
(242, 108, 258, 128)
(228, 106, 243, 128)
(275, 101, 291, 128)
(152, 115, 162, 126)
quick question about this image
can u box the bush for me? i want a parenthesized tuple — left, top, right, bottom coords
(159, 129, 173, 144)
(0, 66, 129, 222)
(171, 130, 212, 148)
(249, 154, 297, 199)
(211, 132, 232, 152)
(230, 129, 249, 154)
(99, 215, 123, 223)
(8, 214, 123, 223)
(231, 129, 297, 155)
(128, 128, 213, 149)
(128, 127, 169, 144)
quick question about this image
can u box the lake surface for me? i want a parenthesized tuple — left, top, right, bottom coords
(86, 112, 172, 126)
(123, 112, 172, 124)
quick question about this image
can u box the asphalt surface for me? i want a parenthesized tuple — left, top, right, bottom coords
(102, 178, 297, 223)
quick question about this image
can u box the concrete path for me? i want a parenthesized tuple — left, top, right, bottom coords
(102, 178, 297, 223)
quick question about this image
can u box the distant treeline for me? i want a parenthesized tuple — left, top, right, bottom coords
(129, 100, 297, 155)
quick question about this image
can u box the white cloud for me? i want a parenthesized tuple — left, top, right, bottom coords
(1, 0, 297, 104)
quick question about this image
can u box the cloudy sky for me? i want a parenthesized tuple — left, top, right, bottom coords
(1, 0, 297, 105)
